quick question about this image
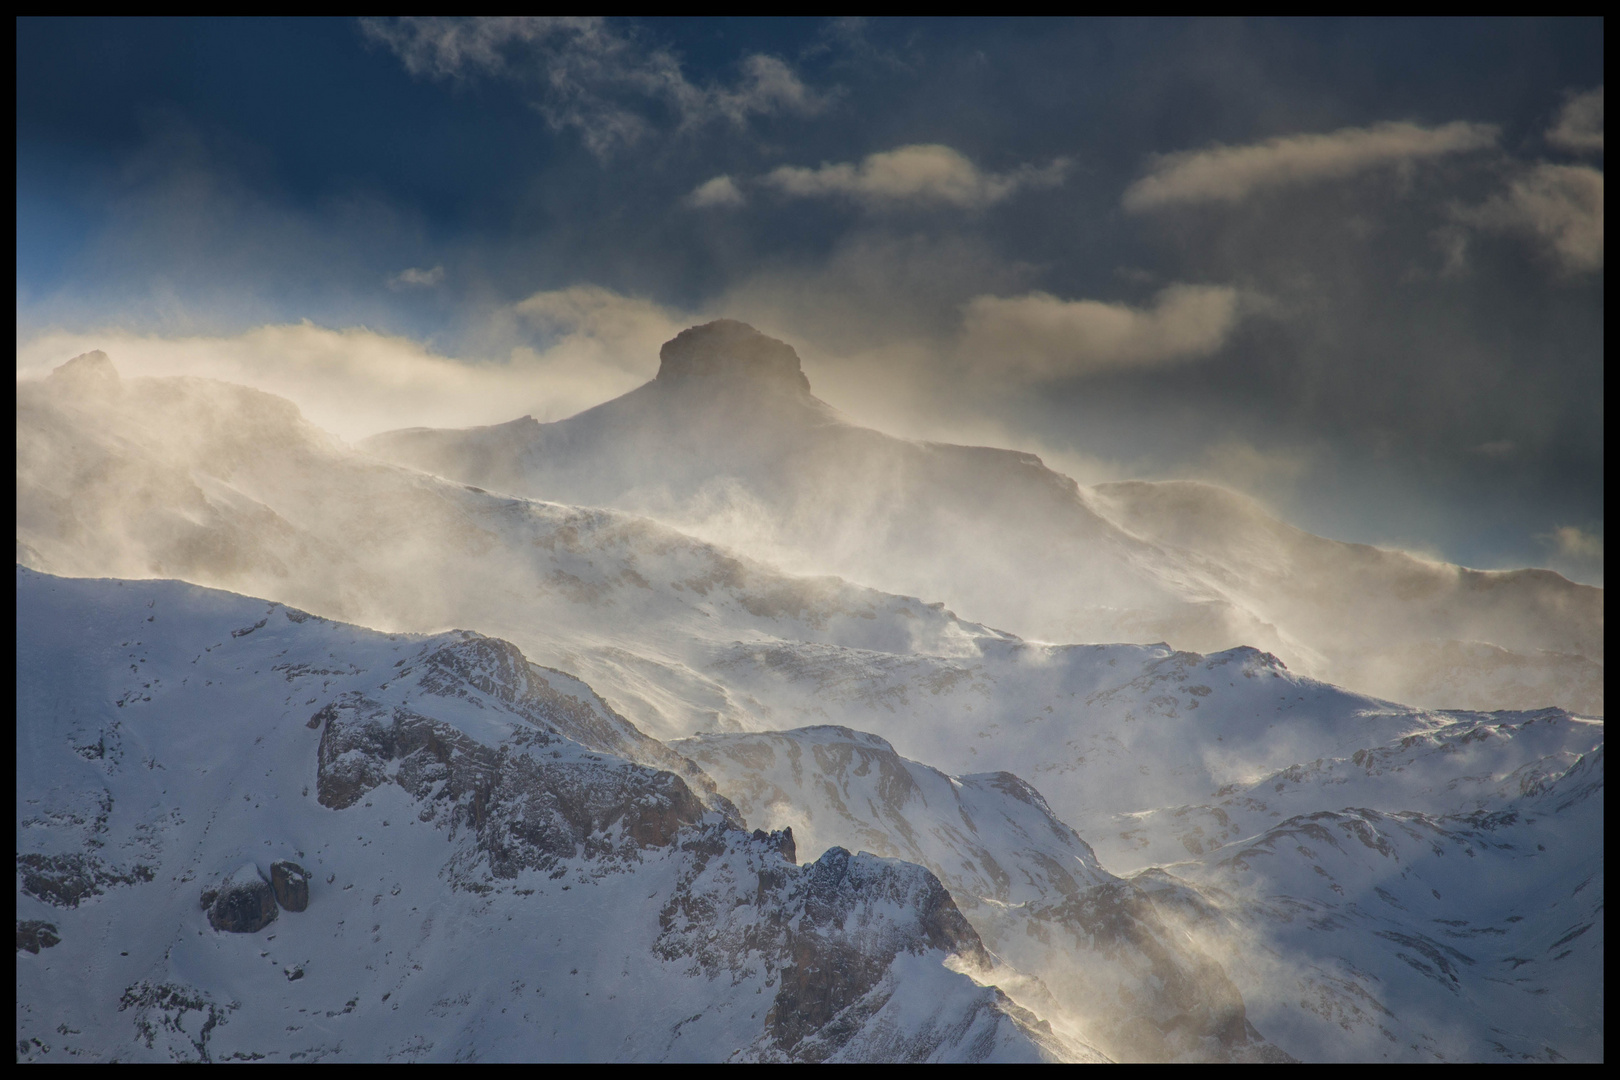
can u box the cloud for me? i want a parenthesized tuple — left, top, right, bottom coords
(512, 284, 689, 365)
(1122, 121, 1499, 211)
(1538, 524, 1604, 585)
(1545, 525, 1603, 560)
(762, 144, 1067, 209)
(1197, 438, 1314, 491)
(15, 287, 690, 443)
(388, 265, 445, 289)
(1547, 86, 1604, 154)
(359, 16, 823, 157)
(958, 285, 1244, 379)
(687, 175, 745, 208)
(1456, 163, 1604, 273)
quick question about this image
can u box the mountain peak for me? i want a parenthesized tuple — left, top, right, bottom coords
(48, 350, 120, 390)
(657, 320, 810, 395)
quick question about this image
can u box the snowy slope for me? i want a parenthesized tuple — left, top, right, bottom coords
(16, 350, 1013, 745)
(674, 726, 1285, 1063)
(1089, 481, 1603, 714)
(15, 345, 1605, 1061)
(361, 321, 1602, 714)
(15, 568, 1092, 1062)
(674, 717, 1602, 1062)
(15, 350, 1594, 829)
(1131, 743, 1604, 1062)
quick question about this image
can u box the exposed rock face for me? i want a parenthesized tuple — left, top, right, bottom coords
(676, 725, 1283, 1062)
(655, 834, 1003, 1061)
(16, 852, 154, 908)
(46, 350, 120, 391)
(656, 319, 811, 395)
(771, 846, 991, 1055)
(309, 632, 724, 807)
(753, 826, 796, 863)
(313, 691, 711, 881)
(207, 864, 279, 934)
(17, 570, 1085, 1062)
(17, 920, 61, 954)
(270, 861, 309, 912)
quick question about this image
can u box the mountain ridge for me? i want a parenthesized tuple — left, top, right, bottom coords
(358, 325, 1601, 714)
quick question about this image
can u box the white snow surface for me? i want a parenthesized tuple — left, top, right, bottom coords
(678, 721, 1602, 1062)
(14, 347, 1604, 1061)
(15, 569, 1082, 1062)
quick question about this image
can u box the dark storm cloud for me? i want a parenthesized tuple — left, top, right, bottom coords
(14, 17, 1604, 582)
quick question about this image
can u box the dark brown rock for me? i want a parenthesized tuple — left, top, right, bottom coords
(752, 826, 797, 863)
(270, 861, 309, 912)
(207, 865, 278, 933)
(16, 852, 154, 907)
(656, 320, 811, 395)
(16, 920, 61, 954)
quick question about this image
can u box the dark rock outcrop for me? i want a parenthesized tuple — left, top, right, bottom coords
(270, 861, 309, 912)
(47, 350, 120, 391)
(752, 827, 797, 863)
(16, 920, 61, 954)
(656, 836, 995, 1061)
(656, 320, 811, 395)
(16, 852, 154, 907)
(314, 694, 710, 882)
(769, 846, 991, 1057)
(207, 865, 279, 933)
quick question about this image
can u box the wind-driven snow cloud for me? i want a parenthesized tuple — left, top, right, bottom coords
(388, 265, 445, 289)
(1455, 163, 1604, 273)
(1122, 120, 1499, 210)
(14, 287, 688, 442)
(1547, 86, 1604, 154)
(761, 144, 1067, 209)
(687, 175, 746, 208)
(958, 285, 1243, 378)
(360, 16, 824, 157)
(1547, 524, 1604, 560)
(16, 18, 1604, 584)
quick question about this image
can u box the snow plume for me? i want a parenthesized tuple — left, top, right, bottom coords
(1539, 524, 1604, 586)
(1122, 120, 1499, 211)
(958, 285, 1244, 378)
(14, 287, 686, 443)
(387, 265, 445, 290)
(1547, 86, 1604, 155)
(1454, 162, 1604, 274)
(360, 17, 825, 157)
(760, 144, 1068, 210)
(687, 174, 746, 208)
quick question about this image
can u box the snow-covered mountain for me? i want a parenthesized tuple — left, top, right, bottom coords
(15, 341, 1604, 1061)
(16, 568, 1088, 1062)
(677, 718, 1602, 1062)
(673, 726, 1285, 1063)
(362, 320, 1602, 715)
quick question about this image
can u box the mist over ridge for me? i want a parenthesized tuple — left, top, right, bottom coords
(363, 319, 1602, 716)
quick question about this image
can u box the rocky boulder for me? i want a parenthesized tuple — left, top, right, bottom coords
(270, 860, 309, 912)
(206, 864, 279, 933)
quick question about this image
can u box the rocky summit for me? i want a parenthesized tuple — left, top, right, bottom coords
(655, 319, 811, 395)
